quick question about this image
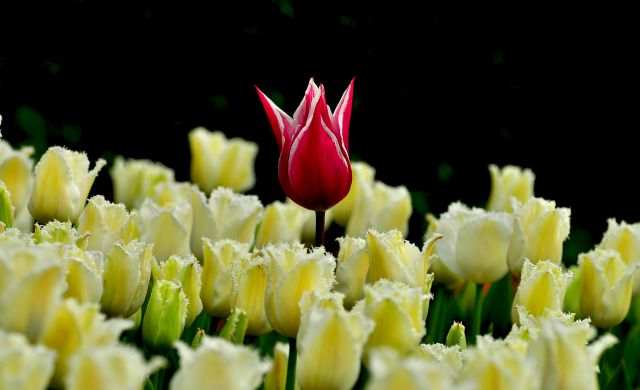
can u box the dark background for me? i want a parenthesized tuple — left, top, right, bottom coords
(1, 1, 638, 257)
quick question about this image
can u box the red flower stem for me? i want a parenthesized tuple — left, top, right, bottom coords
(315, 211, 325, 248)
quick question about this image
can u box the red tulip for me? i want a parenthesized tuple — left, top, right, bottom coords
(256, 78, 354, 211)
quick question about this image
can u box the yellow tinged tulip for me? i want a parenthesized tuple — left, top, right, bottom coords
(142, 279, 188, 349)
(138, 199, 192, 261)
(598, 218, 640, 294)
(33, 220, 86, 246)
(333, 161, 376, 226)
(415, 343, 464, 375)
(65, 345, 164, 390)
(189, 127, 259, 193)
(0, 139, 34, 214)
(201, 239, 251, 318)
(40, 299, 132, 388)
(255, 201, 306, 248)
(335, 236, 370, 308)
(77, 195, 134, 254)
(28, 146, 105, 223)
(0, 329, 55, 390)
(263, 342, 292, 390)
(170, 336, 271, 390)
(61, 245, 104, 304)
(152, 255, 203, 327)
(296, 293, 374, 390)
(579, 248, 638, 328)
(357, 279, 431, 356)
(347, 181, 412, 238)
(100, 240, 154, 318)
(507, 198, 571, 277)
(110, 156, 175, 210)
(486, 164, 535, 212)
(512, 259, 573, 324)
(231, 254, 272, 335)
(0, 181, 14, 227)
(263, 243, 336, 337)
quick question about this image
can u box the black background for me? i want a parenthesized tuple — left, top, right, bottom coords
(1, 1, 638, 253)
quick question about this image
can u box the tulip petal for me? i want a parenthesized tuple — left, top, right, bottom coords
(332, 78, 355, 152)
(255, 87, 293, 150)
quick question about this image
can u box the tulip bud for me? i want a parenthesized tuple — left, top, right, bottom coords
(0, 329, 55, 390)
(512, 259, 573, 325)
(579, 248, 638, 328)
(219, 308, 249, 344)
(201, 239, 250, 318)
(358, 279, 431, 355)
(65, 345, 165, 390)
(257, 78, 354, 211)
(0, 181, 14, 227)
(77, 195, 134, 254)
(255, 201, 306, 248)
(507, 197, 571, 277)
(111, 156, 175, 210)
(598, 218, 640, 294)
(189, 127, 259, 193)
(171, 336, 271, 390)
(335, 236, 369, 308)
(296, 293, 373, 390)
(263, 243, 336, 337)
(366, 347, 455, 390)
(0, 140, 34, 215)
(152, 255, 203, 327)
(332, 161, 376, 226)
(366, 229, 441, 292)
(138, 199, 192, 261)
(28, 146, 105, 223)
(142, 279, 188, 349)
(431, 202, 514, 285)
(40, 299, 132, 387)
(486, 164, 535, 212)
(231, 254, 272, 335)
(347, 181, 412, 238)
(100, 240, 154, 318)
(445, 322, 467, 348)
(263, 342, 291, 390)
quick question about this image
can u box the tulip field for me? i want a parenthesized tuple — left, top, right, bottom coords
(1, 75, 639, 390)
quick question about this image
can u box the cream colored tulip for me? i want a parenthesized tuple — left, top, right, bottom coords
(507, 197, 571, 277)
(458, 336, 537, 390)
(77, 195, 135, 253)
(138, 199, 192, 261)
(231, 254, 272, 335)
(333, 161, 376, 226)
(100, 240, 154, 318)
(357, 279, 431, 355)
(335, 236, 369, 308)
(0, 245, 66, 341)
(33, 220, 86, 246)
(486, 164, 535, 212)
(13, 206, 34, 233)
(189, 127, 258, 193)
(579, 248, 637, 328)
(152, 255, 203, 327)
(0, 181, 14, 227)
(61, 245, 104, 304)
(347, 181, 412, 238)
(415, 343, 464, 375)
(40, 299, 132, 387)
(0, 139, 34, 214)
(297, 293, 373, 390)
(142, 279, 188, 349)
(512, 259, 573, 324)
(366, 347, 455, 390)
(0, 329, 55, 390)
(255, 201, 306, 248)
(170, 336, 271, 390)
(28, 146, 105, 223)
(598, 218, 640, 294)
(201, 239, 251, 318)
(263, 342, 291, 390)
(263, 243, 335, 337)
(366, 229, 442, 291)
(65, 344, 164, 390)
(111, 156, 175, 209)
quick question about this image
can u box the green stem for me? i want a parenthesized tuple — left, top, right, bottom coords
(471, 284, 484, 344)
(315, 211, 325, 248)
(285, 337, 297, 390)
